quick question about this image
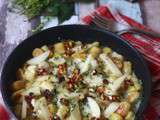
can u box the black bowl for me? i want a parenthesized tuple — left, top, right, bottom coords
(1, 25, 151, 120)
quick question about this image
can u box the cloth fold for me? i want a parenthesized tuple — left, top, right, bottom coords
(82, 5, 160, 120)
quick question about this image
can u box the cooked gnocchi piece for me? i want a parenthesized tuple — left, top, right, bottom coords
(32, 48, 44, 57)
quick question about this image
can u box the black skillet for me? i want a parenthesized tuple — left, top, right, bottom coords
(1, 25, 151, 120)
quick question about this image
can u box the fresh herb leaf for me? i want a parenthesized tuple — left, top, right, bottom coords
(13, 0, 93, 32)
(58, 2, 74, 23)
(14, 0, 50, 19)
(14, 0, 75, 21)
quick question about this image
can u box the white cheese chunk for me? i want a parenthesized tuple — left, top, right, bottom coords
(108, 74, 127, 91)
(40, 81, 54, 91)
(27, 51, 50, 65)
(80, 55, 92, 74)
(49, 57, 66, 66)
(84, 75, 103, 87)
(33, 97, 50, 120)
(24, 65, 36, 80)
(100, 54, 122, 77)
(104, 102, 120, 118)
(87, 97, 101, 118)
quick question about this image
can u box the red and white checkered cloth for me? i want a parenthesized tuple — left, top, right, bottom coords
(82, 4, 160, 120)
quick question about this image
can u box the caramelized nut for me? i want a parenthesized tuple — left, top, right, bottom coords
(96, 86, 105, 94)
(116, 101, 131, 117)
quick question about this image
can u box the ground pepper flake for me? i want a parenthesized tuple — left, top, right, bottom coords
(58, 63, 67, 78)
(103, 79, 109, 84)
(92, 70, 97, 75)
(60, 98, 69, 106)
(43, 89, 53, 101)
(64, 41, 74, 56)
(96, 86, 105, 94)
(124, 79, 134, 90)
(90, 117, 101, 120)
(53, 115, 61, 120)
(36, 67, 48, 76)
(25, 92, 34, 108)
(107, 95, 120, 101)
(125, 79, 134, 86)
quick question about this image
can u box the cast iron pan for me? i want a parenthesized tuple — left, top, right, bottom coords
(1, 25, 151, 120)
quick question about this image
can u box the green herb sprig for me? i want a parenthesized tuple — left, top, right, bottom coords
(14, 0, 93, 22)
(13, 0, 94, 32)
